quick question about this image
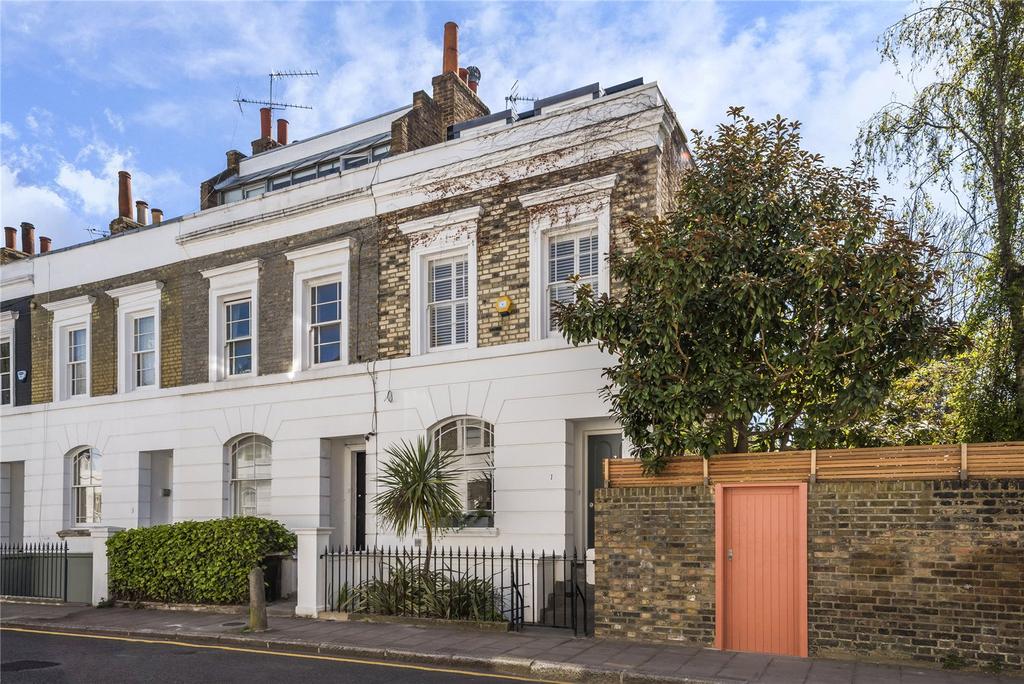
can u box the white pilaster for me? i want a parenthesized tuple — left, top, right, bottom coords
(294, 527, 332, 617)
(90, 526, 123, 605)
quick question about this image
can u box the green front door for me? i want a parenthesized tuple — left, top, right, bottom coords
(586, 433, 622, 549)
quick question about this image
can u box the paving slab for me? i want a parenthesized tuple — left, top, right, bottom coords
(2, 601, 1020, 684)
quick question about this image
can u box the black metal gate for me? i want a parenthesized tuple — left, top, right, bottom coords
(321, 546, 594, 635)
(0, 541, 68, 601)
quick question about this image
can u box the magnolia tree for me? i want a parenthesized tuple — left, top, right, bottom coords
(557, 108, 953, 474)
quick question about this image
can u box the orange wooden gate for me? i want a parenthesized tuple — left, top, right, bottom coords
(715, 483, 807, 657)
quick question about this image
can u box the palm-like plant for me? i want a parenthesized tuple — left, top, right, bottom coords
(374, 437, 462, 571)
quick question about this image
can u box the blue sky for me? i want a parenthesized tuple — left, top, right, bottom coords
(1, 1, 912, 249)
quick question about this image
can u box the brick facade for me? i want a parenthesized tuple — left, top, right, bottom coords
(377, 149, 661, 358)
(26, 218, 378, 402)
(594, 479, 1024, 672)
(7, 81, 680, 406)
(17, 145, 666, 402)
(0, 297, 32, 406)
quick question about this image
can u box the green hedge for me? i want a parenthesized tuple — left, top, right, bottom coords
(107, 517, 296, 604)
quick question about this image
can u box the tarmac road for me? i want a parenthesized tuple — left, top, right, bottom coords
(0, 628, 565, 684)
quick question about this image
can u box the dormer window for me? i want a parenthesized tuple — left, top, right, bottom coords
(292, 166, 316, 184)
(317, 160, 339, 176)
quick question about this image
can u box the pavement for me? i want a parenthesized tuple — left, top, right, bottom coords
(1, 601, 1020, 684)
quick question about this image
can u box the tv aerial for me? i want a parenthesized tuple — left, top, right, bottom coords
(234, 69, 319, 113)
(504, 80, 537, 122)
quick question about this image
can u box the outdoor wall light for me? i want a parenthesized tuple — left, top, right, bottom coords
(494, 295, 513, 316)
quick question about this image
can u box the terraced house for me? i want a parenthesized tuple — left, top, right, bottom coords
(0, 23, 688, 595)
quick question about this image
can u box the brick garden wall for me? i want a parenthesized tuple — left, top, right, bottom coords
(594, 479, 1024, 672)
(595, 486, 717, 644)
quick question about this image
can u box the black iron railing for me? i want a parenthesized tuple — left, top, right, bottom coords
(0, 541, 68, 601)
(321, 545, 593, 635)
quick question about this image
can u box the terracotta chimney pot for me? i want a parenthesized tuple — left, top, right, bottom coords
(20, 222, 35, 255)
(39, 236, 52, 253)
(117, 171, 134, 219)
(277, 118, 289, 145)
(443, 22, 459, 74)
(260, 107, 272, 139)
(4, 226, 16, 251)
(151, 208, 164, 225)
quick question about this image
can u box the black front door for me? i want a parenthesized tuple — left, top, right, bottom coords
(355, 451, 366, 551)
(586, 433, 622, 549)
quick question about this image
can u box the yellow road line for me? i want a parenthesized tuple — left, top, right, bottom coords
(0, 626, 568, 683)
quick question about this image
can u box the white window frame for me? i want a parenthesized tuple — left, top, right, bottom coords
(71, 447, 102, 525)
(0, 310, 17, 406)
(400, 206, 481, 356)
(425, 252, 471, 351)
(521, 174, 616, 341)
(430, 417, 495, 528)
(106, 281, 163, 393)
(41, 296, 95, 401)
(224, 298, 254, 377)
(285, 238, 351, 371)
(228, 434, 272, 518)
(201, 260, 260, 382)
(542, 226, 601, 337)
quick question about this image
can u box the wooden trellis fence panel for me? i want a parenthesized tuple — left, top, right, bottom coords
(604, 442, 1024, 487)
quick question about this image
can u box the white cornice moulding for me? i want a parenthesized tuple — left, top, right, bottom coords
(1, 273, 34, 289)
(177, 188, 372, 245)
(201, 259, 261, 282)
(399, 206, 482, 235)
(40, 295, 96, 313)
(105, 280, 165, 301)
(285, 237, 352, 263)
(518, 174, 618, 208)
(0, 310, 19, 323)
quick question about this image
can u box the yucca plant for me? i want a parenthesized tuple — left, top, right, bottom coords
(375, 437, 462, 572)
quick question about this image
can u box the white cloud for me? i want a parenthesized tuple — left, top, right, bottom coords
(56, 138, 187, 218)
(0, 164, 75, 240)
(24, 107, 54, 138)
(0, 122, 16, 140)
(104, 108, 125, 133)
(55, 161, 113, 216)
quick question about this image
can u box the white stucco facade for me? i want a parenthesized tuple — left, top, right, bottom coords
(0, 81, 681, 562)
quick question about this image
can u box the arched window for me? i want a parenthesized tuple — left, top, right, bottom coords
(72, 448, 102, 524)
(229, 434, 272, 517)
(430, 417, 494, 528)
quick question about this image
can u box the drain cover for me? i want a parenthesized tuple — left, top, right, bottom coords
(2, 660, 60, 672)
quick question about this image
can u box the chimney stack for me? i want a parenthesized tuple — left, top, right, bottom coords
(260, 107, 272, 139)
(136, 200, 149, 225)
(151, 208, 163, 225)
(39, 236, 52, 253)
(118, 171, 134, 219)
(443, 21, 459, 74)
(277, 118, 289, 145)
(467, 66, 481, 93)
(4, 227, 16, 251)
(20, 222, 35, 255)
